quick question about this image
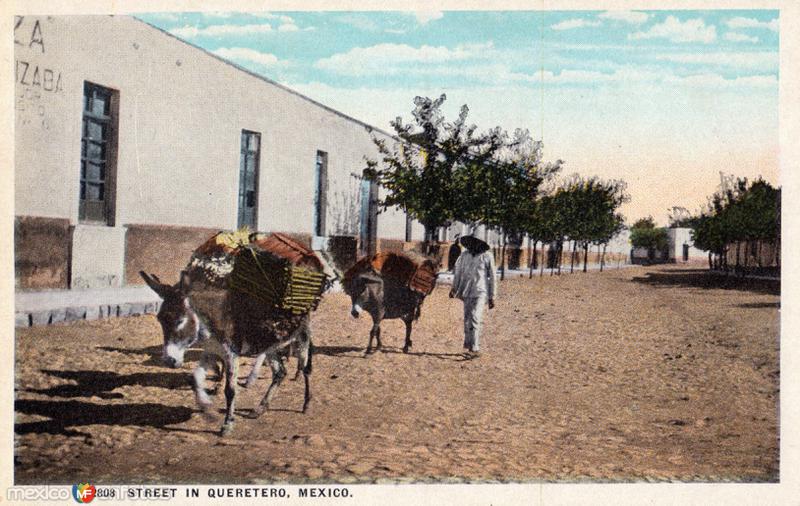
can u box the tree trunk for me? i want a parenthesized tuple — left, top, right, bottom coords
(557, 240, 563, 275)
(708, 251, 713, 270)
(600, 244, 606, 272)
(500, 233, 507, 281)
(735, 241, 741, 275)
(540, 243, 546, 277)
(570, 240, 576, 273)
(583, 243, 589, 272)
(423, 225, 437, 256)
(528, 239, 535, 279)
(757, 240, 763, 268)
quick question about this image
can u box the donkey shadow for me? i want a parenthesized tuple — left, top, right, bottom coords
(15, 398, 194, 436)
(28, 369, 192, 399)
(97, 345, 204, 367)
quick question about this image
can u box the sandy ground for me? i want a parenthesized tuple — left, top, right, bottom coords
(14, 264, 779, 484)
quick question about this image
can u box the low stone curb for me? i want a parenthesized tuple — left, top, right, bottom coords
(16, 301, 161, 328)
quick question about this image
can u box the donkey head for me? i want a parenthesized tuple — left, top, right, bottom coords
(345, 269, 383, 318)
(140, 271, 202, 368)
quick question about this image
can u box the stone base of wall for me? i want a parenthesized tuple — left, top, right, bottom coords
(15, 216, 72, 290)
(125, 224, 223, 286)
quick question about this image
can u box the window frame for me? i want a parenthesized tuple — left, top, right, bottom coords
(314, 150, 328, 237)
(237, 129, 261, 230)
(79, 81, 118, 225)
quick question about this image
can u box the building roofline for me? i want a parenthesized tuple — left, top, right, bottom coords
(131, 15, 398, 141)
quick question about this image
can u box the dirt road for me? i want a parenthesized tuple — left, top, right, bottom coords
(14, 264, 779, 484)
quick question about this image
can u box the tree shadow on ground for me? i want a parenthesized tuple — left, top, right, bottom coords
(28, 369, 191, 399)
(15, 399, 194, 435)
(631, 268, 780, 296)
(97, 345, 204, 366)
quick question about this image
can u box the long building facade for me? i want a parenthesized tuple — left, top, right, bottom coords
(15, 15, 424, 290)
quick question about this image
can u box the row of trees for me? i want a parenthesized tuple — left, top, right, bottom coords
(690, 177, 781, 271)
(364, 95, 629, 277)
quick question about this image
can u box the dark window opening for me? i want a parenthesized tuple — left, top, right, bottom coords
(238, 130, 261, 230)
(79, 82, 118, 224)
(314, 151, 328, 236)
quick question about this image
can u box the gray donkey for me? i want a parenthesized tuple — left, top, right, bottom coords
(140, 271, 312, 436)
(343, 268, 427, 354)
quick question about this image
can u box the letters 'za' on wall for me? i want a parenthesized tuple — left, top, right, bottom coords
(15, 17, 63, 131)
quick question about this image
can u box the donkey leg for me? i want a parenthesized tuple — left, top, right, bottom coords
(192, 352, 217, 412)
(243, 352, 266, 388)
(253, 356, 287, 417)
(403, 318, 413, 354)
(374, 324, 383, 351)
(301, 338, 313, 413)
(366, 326, 376, 354)
(220, 349, 239, 437)
(293, 330, 310, 381)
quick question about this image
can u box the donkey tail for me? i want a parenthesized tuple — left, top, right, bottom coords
(304, 341, 313, 375)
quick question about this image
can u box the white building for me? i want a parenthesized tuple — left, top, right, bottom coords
(14, 15, 425, 290)
(666, 227, 706, 263)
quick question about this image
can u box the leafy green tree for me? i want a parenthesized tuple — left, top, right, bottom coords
(630, 217, 668, 262)
(691, 178, 780, 271)
(366, 94, 496, 249)
(457, 129, 561, 278)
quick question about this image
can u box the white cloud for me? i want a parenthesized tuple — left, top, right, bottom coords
(654, 51, 777, 71)
(551, 18, 602, 31)
(724, 32, 759, 43)
(278, 23, 300, 32)
(212, 47, 285, 66)
(413, 11, 444, 24)
(630, 16, 716, 43)
(251, 12, 295, 24)
(385, 28, 407, 35)
(314, 42, 495, 74)
(726, 17, 779, 32)
(664, 72, 777, 89)
(200, 12, 233, 19)
(598, 11, 649, 25)
(337, 14, 380, 31)
(170, 23, 273, 38)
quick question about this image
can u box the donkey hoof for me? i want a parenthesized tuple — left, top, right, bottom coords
(365, 347, 374, 355)
(252, 405, 267, 418)
(220, 422, 235, 437)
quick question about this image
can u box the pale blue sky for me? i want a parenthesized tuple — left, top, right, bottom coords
(137, 10, 780, 223)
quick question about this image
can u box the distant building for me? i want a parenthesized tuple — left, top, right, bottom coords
(666, 227, 706, 263)
(630, 227, 704, 264)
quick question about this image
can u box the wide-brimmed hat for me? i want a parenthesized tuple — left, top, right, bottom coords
(459, 235, 490, 254)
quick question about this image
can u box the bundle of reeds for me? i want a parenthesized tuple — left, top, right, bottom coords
(229, 246, 327, 314)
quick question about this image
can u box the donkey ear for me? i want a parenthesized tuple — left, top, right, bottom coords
(177, 270, 192, 295)
(140, 271, 170, 299)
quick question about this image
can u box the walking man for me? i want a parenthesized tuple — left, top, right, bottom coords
(449, 236, 497, 356)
